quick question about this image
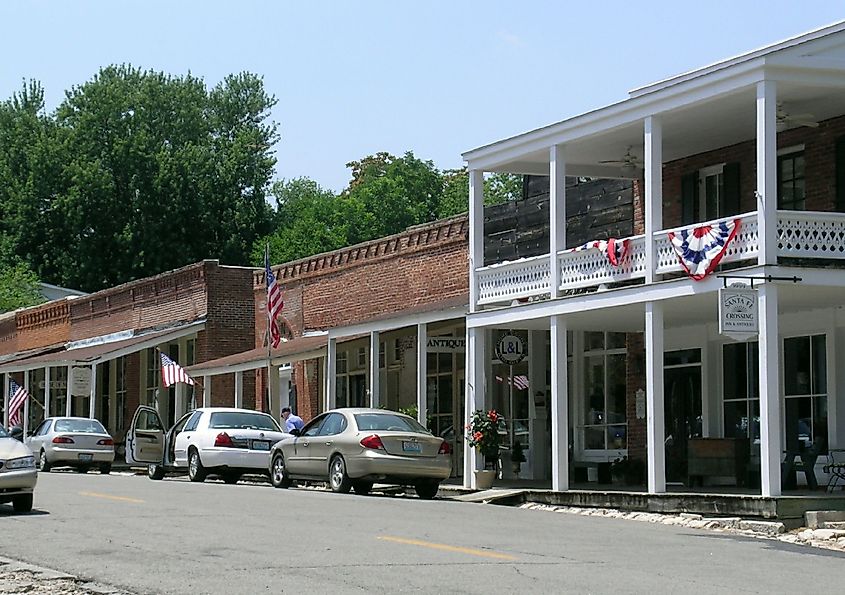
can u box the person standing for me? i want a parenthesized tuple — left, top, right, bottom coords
(281, 407, 304, 433)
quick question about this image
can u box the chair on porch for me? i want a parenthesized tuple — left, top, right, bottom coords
(823, 449, 845, 492)
(782, 438, 823, 491)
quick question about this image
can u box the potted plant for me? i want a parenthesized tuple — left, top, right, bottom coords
(511, 440, 526, 476)
(466, 409, 502, 489)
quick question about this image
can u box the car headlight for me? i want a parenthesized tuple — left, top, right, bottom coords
(4, 456, 36, 470)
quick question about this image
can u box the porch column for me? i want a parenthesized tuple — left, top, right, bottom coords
(549, 144, 566, 298)
(3, 373, 8, 427)
(272, 367, 285, 421)
(644, 116, 663, 284)
(326, 338, 337, 411)
(44, 366, 51, 418)
(370, 331, 380, 408)
(468, 169, 484, 313)
(758, 283, 782, 496)
(175, 382, 185, 418)
(550, 315, 569, 491)
(65, 365, 72, 416)
(202, 375, 211, 407)
(234, 371, 243, 408)
(645, 301, 666, 493)
(417, 324, 427, 427)
(756, 80, 778, 266)
(463, 326, 485, 488)
(88, 363, 97, 419)
(23, 371, 30, 436)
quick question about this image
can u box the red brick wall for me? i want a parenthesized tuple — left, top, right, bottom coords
(10, 302, 71, 353)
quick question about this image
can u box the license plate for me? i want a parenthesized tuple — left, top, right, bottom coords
(251, 440, 270, 451)
(402, 441, 422, 453)
(78, 453, 93, 462)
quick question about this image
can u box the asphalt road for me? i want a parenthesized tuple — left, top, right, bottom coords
(1, 471, 844, 594)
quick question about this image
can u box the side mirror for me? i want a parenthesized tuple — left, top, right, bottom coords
(9, 427, 24, 442)
(289, 428, 301, 437)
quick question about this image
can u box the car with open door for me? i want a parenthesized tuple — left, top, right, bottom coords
(268, 408, 452, 499)
(126, 407, 290, 484)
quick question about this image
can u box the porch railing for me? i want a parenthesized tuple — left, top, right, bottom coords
(777, 210, 845, 258)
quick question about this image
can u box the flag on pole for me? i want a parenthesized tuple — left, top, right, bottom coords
(495, 375, 529, 391)
(159, 351, 195, 388)
(265, 244, 284, 348)
(8, 379, 28, 427)
(668, 219, 740, 280)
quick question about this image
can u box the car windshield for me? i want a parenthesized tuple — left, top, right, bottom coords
(209, 412, 281, 432)
(354, 413, 429, 434)
(54, 419, 107, 433)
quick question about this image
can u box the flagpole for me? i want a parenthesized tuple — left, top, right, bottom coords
(265, 244, 273, 417)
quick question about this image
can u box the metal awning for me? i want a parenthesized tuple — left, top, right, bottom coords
(186, 334, 328, 377)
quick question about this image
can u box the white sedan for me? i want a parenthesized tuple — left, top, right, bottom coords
(0, 426, 37, 512)
(126, 406, 290, 484)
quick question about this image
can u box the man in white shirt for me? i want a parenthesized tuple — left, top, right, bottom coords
(282, 407, 304, 433)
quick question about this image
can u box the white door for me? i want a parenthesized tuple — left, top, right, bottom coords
(173, 411, 201, 467)
(126, 406, 165, 465)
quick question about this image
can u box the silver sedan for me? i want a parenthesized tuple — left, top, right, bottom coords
(0, 426, 37, 512)
(268, 408, 452, 498)
(27, 417, 115, 474)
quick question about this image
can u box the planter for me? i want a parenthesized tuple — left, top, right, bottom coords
(474, 469, 496, 490)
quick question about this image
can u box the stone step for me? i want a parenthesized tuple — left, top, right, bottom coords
(821, 521, 845, 530)
(805, 510, 845, 529)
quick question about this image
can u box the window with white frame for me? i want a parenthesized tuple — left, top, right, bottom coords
(783, 334, 827, 453)
(699, 164, 725, 221)
(778, 150, 806, 210)
(581, 332, 627, 450)
(145, 348, 160, 406)
(116, 356, 127, 432)
(722, 341, 759, 442)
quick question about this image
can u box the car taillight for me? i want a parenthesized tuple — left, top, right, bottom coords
(97, 438, 114, 446)
(214, 432, 234, 447)
(52, 436, 75, 444)
(438, 441, 451, 455)
(360, 434, 385, 450)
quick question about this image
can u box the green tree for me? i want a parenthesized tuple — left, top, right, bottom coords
(437, 167, 523, 218)
(0, 241, 42, 313)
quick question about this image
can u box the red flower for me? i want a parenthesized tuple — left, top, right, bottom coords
(473, 431, 483, 442)
(488, 410, 498, 422)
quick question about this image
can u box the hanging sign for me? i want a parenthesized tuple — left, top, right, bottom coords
(719, 283, 758, 340)
(70, 366, 92, 396)
(496, 334, 526, 365)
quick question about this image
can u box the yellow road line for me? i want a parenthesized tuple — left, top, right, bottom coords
(377, 535, 517, 561)
(79, 491, 144, 504)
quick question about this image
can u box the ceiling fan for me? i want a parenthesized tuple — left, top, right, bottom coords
(599, 146, 642, 174)
(776, 103, 819, 131)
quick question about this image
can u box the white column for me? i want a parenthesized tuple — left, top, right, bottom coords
(549, 144, 566, 298)
(3, 373, 8, 427)
(234, 371, 243, 408)
(463, 327, 485, 488)
(44, 366, 51, 418)
(756, 80, 778, 266)
(550, 315, 569, 491)
(645, 301, 666, 493)
(65, 365, 72, 416)
(370, 331, 380, 408)
(326, 338, 337, 411)
(88, 363, 97, 419)
(202, 375, 211, 407)
(644, 116, 663, 284)
(759, 283, 782, 496)
(468, 169, 484, 313)
(417, 324, 428, 427)
(175, 383, 185, 418)
(23, 371, 30, 435)
(273, 367, 286, 420)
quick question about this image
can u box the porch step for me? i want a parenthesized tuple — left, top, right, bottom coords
(805, 510, 845, 529)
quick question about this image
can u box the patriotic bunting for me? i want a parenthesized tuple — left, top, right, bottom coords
(570, 238, 629, 266)
(668, 219, 740, 281)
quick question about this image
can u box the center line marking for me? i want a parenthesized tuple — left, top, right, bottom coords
(79, 491, 145, 504)
(377, 535, 517, 561)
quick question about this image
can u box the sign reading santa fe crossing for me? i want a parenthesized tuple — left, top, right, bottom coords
(719, 283, 758, 339)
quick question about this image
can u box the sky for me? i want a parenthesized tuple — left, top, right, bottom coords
(2, 2, 843, 193)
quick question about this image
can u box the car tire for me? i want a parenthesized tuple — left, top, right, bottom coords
(222, 473, 240, 485)
(76, 465, 90, 474)
(188, 449, 207, 483)
(12, 494, 33, 513)
(415, 480, 440, 500)
(328, 455, 352, 493)
(270, 453, 291, 489)
(148, 464, 165, 480)
(38, 450, 51, 473)
(352, 481, 373, 496)
(99, 464, 112, 475)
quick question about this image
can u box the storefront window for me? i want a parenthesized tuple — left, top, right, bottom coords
(784, 334, 827, 453)
(146, 348, 160, 407)
(723, 342, 759, 442)
(582, 332, 627, 450)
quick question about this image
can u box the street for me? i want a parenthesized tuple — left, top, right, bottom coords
(1, 472, 844, 594)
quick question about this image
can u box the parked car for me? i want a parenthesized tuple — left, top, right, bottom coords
(126, 406, 290, 484)
(268, 408, 452, 499)
(27, 417, 115, 474)
(0, 425, 37, 512)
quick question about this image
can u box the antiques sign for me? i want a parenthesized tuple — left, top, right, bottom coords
(719, 283, 758, 339)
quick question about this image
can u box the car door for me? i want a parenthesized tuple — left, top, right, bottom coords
(172, 411, 200, 467)
(311, 413, 348, 477)
(286, 415, 325, 476)
(126, 406, 165, 465)
(27, 419, 51, 459)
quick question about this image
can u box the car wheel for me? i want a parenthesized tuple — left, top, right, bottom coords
(76, 465, 90, 474)
(328, 456, 352, 493)
(352, 481, 373, 495)
(38, 450, 51, 473)
(99, 464, 112, 475)
(188, 449, 207, 483)
(415, 480, 440, 500)
(12, 494, 33, 513)
(148, 463, 165, 480)
(222, 473, 240, 485)
(270, 453, 291, 489)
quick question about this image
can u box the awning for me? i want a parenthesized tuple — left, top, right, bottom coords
(186, 334, 328, 377)
(0, 321, 205, 373)
(327, 294, 468, 340)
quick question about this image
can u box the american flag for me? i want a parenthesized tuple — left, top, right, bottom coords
(159, 351, 195, 388)
(265, 245, 284, 348)
(495, 375, 529, 391)
(8, 379, 28, 427)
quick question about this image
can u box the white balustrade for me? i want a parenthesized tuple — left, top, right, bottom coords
(776, 210, 845, 258)
(556, 235, 647, 290)
(655, 212, 759, 275)
(476, 255, 551, 305)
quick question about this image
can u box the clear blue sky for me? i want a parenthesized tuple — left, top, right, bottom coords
(2, 2, 843, 193)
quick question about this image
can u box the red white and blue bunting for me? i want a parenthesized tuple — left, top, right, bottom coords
(571, 238, 629, 266)
(668, 219, 740, 281)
